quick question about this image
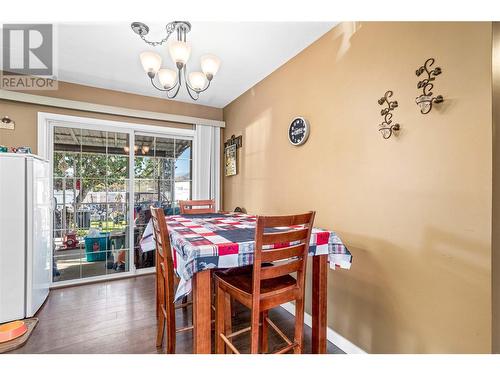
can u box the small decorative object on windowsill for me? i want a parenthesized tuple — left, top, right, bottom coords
(224, 135, 242, 177)
(288, 117, 310, 146)
(15, 146, 32, 154)
(415, 57, 444, 114)
(0, 116, 15, 130)
(378, 90, 400, 140)
(0, 145, 32, 154)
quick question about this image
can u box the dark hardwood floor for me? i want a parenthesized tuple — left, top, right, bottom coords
(11, 274, 344, 354)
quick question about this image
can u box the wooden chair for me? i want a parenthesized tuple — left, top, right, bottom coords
(214, 212, 316, 354)
(179, 199, 216, 214)
(150, 207, 193, 354)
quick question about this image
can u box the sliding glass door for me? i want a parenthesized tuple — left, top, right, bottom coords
(51, 125, 192, 284)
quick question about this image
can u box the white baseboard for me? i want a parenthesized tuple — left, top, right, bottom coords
(280, 302, 366, 354)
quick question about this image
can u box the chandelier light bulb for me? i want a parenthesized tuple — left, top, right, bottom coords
(168, 40, 191, 68)
(201, 54, 221, 80)
(188, 72, 207, 91)
(157, 68, 177, 89)
(139, 51, 162, 77)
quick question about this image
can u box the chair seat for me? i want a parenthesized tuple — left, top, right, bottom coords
(214, 270, 298, 310)
(216, 265, 253, 276)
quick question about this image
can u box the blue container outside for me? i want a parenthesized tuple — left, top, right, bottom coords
(84, 233, 109, 262)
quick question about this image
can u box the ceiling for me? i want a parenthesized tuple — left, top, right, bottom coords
(54, 22, 336, 108)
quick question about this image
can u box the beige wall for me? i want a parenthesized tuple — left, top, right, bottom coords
(492, 22, 500, 354)
(223, 22, 493, 353)
(0, 80, 222, 152)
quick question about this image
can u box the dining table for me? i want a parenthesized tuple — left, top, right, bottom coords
(140, 212, 352, 354)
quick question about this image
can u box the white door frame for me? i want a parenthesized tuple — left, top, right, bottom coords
(37, 112, 202, 287)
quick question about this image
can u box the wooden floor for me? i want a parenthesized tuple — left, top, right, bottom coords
(11, 274, 344, 354)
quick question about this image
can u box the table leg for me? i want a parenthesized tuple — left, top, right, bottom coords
(312, 254, 328, 354)
(193, 269, 212, 354)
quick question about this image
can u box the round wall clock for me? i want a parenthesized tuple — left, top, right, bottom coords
(288, 117, 310, 146)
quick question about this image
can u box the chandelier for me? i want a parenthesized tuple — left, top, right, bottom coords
(131, 21, 221, 101)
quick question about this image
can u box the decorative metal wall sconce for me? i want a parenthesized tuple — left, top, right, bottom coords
(0, 116, 15, 130)
(377, 90, 400, 139)
(224, 134, 243, 149)
(415, 58, 444, 114)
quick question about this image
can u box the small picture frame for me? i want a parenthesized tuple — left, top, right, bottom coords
(224, 144, 237, 177)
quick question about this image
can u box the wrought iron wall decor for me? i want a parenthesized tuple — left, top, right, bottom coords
(415, 58, 444, 114)
(377, 90, 400, 139)
(224, 134, 243, 149)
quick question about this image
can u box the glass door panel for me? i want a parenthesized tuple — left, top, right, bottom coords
(133, 135, 156, 270)
(134, 135, 192, 270)
(52, 126, 130, 282)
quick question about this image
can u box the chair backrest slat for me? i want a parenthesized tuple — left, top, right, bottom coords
(260, 243, 305, 263)
(257, 213, 314, 228)
(179, 199, 216, 215)
(260, 259, 302, 280)
(252, 211, 315, 309)
(262, 228, 309, 245)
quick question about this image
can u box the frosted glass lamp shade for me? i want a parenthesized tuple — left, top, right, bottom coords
(158, 68, 177, 89)
(188, 72, 207, 91)
(140, 51, 161, 76)
(168, 40, 191, 66)
(201, 54, 221, 79)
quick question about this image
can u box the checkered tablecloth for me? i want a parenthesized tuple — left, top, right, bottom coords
(140, 213, 352, 301)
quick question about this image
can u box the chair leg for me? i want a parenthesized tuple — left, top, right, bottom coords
(250, 308, 260, 354)
(156, 272, 165, 348)
(260, 311, 269, 354)
(215, 281, 226, 354)
(211, 271, 216, 307)
(155, 267, 160, 320)
(156, 303, 165, 348)
(293, 298, 305, 354)
(165, 300, 176, 354)
(156, 285, 160, 319)
(224, 292, 233, 354)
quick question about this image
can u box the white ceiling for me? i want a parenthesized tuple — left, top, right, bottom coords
(54, 22, 336, 108)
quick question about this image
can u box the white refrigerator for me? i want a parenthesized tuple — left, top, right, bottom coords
(0, 153, 51, 323)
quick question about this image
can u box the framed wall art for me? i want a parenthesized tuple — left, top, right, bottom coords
(224, 143, 237, 177)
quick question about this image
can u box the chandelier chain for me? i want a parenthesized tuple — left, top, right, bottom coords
(138, 31, 172, 46)
(137, 22, 177, 46)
